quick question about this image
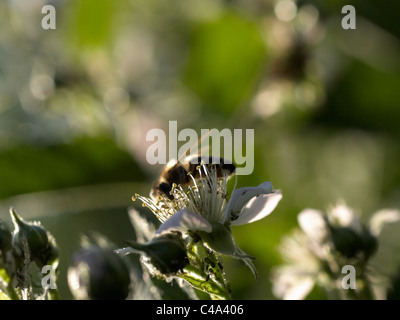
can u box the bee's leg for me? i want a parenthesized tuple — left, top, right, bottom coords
(178, 166, 187, 182)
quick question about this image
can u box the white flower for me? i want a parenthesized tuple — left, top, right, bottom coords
(272, 203, 400, 300)
(272, 231, 321, 300)
(155, 180, 282, 235)
(133, 164, 282, 277)
(298, 203, 400, 261)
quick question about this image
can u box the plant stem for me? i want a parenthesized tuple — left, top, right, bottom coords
(48, 288, 60, 300)
(180, 265, 229, 300)
(180, 240, 231, 300)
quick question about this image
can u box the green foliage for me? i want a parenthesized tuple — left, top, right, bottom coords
(0, 0, 399, 300)
(68, 0, 118, 48)
(0, 137, 145, 199)
(184, 12, 266, 113)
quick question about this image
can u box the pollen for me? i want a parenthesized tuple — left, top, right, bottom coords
(133, 163, 234, 225)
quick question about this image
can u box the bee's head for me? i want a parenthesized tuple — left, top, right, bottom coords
(158, 182, 172, 195)
(151, 182, 174, 200)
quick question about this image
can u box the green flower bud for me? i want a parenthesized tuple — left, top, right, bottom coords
(329, 224, 377, 261)
(68, 245, 131, 300)
(0, 219, 12, 256)
(128, 233, 188, 277)
(10, 208, 59, 268)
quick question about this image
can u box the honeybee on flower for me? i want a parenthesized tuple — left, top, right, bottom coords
(124, 159, 282, 299)
(133, 161, 281, 275)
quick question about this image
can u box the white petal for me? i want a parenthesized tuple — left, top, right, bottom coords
(258, 181, 274, 193)
(329, 203, 362, 234)
(223, 183, 275, 223)
(272, 266, 315, 300)
(369, 209, 400, 236)
(155, 208, 212, 236)
(298, 209, 329, 244)
(285, 278, 315, 300)
(231, 191, 282, 226)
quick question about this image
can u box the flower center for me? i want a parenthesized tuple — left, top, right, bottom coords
(133, 163, 234, 225)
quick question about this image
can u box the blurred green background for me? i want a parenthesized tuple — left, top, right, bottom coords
(0, 0, 399, 299)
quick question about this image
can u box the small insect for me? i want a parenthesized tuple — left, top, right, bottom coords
(151, 155, 236, 200)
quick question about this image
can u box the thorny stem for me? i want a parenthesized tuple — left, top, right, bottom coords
(178, 238, 231, 300)
(1, 231, 60, 300)
(20, 232, 32, 300)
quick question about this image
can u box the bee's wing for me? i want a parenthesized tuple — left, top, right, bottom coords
(177, 130, 234, 166)
(177, 130, 213, 163)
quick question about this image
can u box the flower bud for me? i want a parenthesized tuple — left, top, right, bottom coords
(0, 219, 12, 256)
(68, 245, 131, 300)
(10, 208, 59, 268)
(329, 224, 377, 261)
(128, 233, 188, 277)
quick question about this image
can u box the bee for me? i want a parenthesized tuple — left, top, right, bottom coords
(151, 155, 236, 200)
